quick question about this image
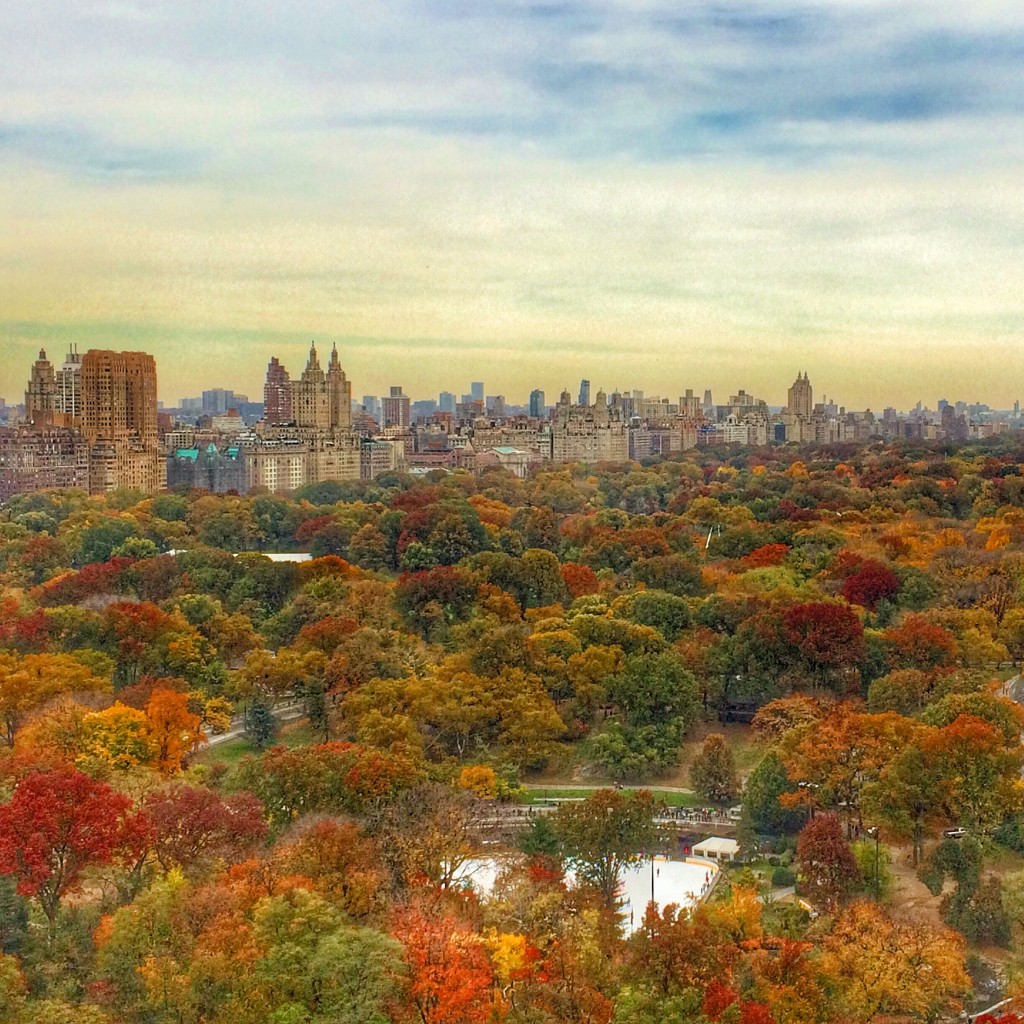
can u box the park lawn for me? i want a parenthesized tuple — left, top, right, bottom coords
(522, 786, 703, 808)
(194, 718, 315, 769)
(667, 721, 767, 787)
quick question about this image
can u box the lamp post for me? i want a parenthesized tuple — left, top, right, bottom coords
(866, 826, 880, 899)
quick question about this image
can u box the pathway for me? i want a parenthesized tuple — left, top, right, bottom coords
(203, 699, 306, 748)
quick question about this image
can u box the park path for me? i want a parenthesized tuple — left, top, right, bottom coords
(203, 699, 305, 748)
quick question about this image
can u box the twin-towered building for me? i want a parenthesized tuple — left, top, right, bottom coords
(1, 347, 164, 498)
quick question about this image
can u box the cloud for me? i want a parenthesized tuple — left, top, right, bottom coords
(1, 1, 1022, 409)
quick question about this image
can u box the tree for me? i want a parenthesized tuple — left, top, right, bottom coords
(863, 739, 943, 865)
(743, 752, 806, 835)
(392, 908, 494, 1024)
(0, 652, 110, 747)
(143, 784, 267, 872)
(78, 702, 157, 772)
(0, 768, 136, 927)
(820, 901, 969, 1022)
(553, 789, 659, 909)
(146, 688, 204, 773)
(689, 733, 738, 803)
(796, 813, 860, 910)
(883, 614, 959, 671)
(375, 783, 478, 890)
(782, 601, 864, 694)
(839, 558, 900, 611)
(244, 692, 279, 750)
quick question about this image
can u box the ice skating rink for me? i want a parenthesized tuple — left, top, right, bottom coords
(455, 855, 718, 934)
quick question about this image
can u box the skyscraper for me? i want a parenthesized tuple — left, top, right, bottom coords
(264, 356, 293, 425)
(529, 389, 545, 418)
(289, 342, 352, 431)
(24, 350, 58, 423)
(439, 391, 457, 414)
(382, 386, 411, 428)
(80, 350, 158, 443)
(80, 349, 162, 492)
(578, 379, 591, 407)
(470, 381, 484, 402)
(56, 346, 82, 420)
(787, 372, 813, 420)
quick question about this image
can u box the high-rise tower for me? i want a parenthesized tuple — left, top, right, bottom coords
(25, 350, 58, 423)
(80, 350, 158, 443)
(264, 356, 292, 425)
(289, 342, 353, 431)
(787, 372, 813, 420)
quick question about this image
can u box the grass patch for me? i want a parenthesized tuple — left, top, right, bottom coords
(522, 786, 703, 808)
(194, 717, 314, 769)
(195, 735, 256, 768)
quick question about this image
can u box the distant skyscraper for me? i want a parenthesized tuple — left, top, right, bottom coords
(439, 391, 456, 414)
(289, 342, 352, 431)
(202, 388, 234, 415)
(470, 381, 484, 402)
(529, 389, 545, 418)
(382, 385, 411, 428)
(81, 350, 158, 443)
(25, 349, 58, 423)
(80, 349, 162, 492)
(702, 389, 713, 413)
(264, 356, 292, 425)
(578, 379, 591, 407)
(56, 346, 82, 419)
(787, 373, 812, 420)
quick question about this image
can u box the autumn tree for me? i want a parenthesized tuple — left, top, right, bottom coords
(0, 768, 138, 927)
(0, 652, 110, 747)
(374, 783, 478, 890)
(689, 733, 738, 803)
(143, 784, 267, 872)
(820, 901, 969, 1022)
(796, 813, 860, 910)
(392, 907, 494, 1024)
(146, 688, 204, 773)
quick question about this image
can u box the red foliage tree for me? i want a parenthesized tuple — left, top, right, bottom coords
(884, 614, 959, 670)
(32, 557, 137, 607)
(0, 768, 137, 924)
(783, 601, 865, 692)
(392, 907, 494, 1024)
(296, 616, 360, 655)
(796, 813, 861, 911)
(561, 562, 600, 598)
(741, 544, 790, 569)
(839, 558, 901, 611)
(143, 783, 267, 870)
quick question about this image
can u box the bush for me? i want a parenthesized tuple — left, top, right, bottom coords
(772, 867, 796, 887)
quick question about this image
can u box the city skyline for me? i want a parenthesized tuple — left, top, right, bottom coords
(3, 342, 1020, 417)
(3, 2, 1023, 409)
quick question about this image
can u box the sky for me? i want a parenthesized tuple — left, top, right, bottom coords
(1, 0, 1023, 411)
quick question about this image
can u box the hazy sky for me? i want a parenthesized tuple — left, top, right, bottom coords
(2, 0, 1023, 410)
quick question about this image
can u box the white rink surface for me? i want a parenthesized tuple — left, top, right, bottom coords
(454, 855, 717, 934)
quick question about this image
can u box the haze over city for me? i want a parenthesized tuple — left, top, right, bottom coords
(3, 1, 1024, 407)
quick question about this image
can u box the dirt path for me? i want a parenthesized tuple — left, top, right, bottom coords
(888, 846, 945, 929)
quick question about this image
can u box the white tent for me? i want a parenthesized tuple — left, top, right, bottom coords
(693, 837, 739, 862)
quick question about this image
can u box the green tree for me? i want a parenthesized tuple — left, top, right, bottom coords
(552, 789, 659, 909)
(244, 693, 278, 750)
(742, 751, 806, 835)
(688, 733, 738, 803)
